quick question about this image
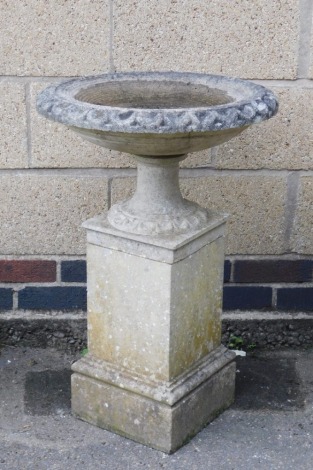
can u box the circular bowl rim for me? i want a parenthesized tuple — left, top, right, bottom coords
(36, 71, 278, 134)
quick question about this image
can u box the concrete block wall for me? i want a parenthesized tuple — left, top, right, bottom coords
(0, 0, 313, 348)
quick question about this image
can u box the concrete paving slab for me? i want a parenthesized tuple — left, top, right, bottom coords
(0, 346, 313, 470)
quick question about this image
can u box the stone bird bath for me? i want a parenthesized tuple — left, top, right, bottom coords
(37, 72, 278, 453)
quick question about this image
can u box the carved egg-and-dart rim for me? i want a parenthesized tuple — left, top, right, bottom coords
(36, 71, 279, 134)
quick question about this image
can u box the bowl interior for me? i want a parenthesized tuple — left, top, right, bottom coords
(75, 80, 234, 109)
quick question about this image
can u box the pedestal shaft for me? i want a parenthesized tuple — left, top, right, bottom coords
(107, 155, 209, 235)
(86, 235, 223, 382)
(127, 156, 186, 214)
(72, 213, 236, 453)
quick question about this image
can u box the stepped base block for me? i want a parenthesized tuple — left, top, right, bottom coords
(72, 348, 236, 454)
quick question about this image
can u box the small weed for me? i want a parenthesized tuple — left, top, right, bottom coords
(228, 336, 244, 350)
(228, 335, 257, 353)
(80, 348, 89, 357)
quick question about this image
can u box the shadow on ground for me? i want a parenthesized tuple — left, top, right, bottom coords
(22, 352, 306, 416)
(24, 369, 72, 416)
(234, 355, 305, 410)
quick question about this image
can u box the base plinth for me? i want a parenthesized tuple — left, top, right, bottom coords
(73, 210, 236, 452)
(72, 347, 235, 454)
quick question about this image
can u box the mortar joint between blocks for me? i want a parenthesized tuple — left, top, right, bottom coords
(228, 259, 234, 283)
(108, 177, 113, 209)
(297, 0, 313, 78)
(25, 81, 33, 168)
(56, 261, 62, 284)
(284, 172, 300, 253)
(272, 287, 277, 310)
(109, 0, 116, 73)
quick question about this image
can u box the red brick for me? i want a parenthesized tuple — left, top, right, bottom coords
(0, 260, 56, 283)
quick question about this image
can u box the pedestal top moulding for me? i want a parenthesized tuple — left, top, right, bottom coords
(37, 72, 278, 236)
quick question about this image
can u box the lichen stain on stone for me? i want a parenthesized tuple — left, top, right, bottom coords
(169, 239, 224, 379)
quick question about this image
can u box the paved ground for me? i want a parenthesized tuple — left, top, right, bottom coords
(0, 346, 313, 470)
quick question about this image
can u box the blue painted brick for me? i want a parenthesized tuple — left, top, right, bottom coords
(0, 288, 13, 310)
(277, 288, 313, 311)
(223, 286, 272, 310)
(19, 287, 87, 310)
(224, 260, 231, 283)
(61, 260, 87, 283)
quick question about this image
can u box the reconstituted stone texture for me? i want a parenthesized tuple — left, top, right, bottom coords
(87, 235, 224, 381)
(0, 0, 110, 76)
(37, 73, 278, 139)
(31, 83, 133, 168)
(113, 0, 299, 79)
(0, 83, 28, 168)
(291, 176, 313, 254)
(0, 175, 108, 255)
(111, 177, 136, 206)
(183, 176, 287, 255)
(32, 80, 212, 168)
(71, 359, 235, 453)
(77, 213, 234, 452)
(181, 150, 212, 168)
(111, 175, 287, 255)
(215, 88, 313, 170)
(310, 28, 313, 78)
(31, 79, 211, 169)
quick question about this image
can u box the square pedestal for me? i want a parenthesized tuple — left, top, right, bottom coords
(72, 212, 236, 453)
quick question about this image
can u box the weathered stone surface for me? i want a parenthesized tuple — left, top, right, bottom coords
(31, 83, 133, 168)
(113, 0, 299, 79)
(0, 0, 110, 76)
(86, 230, 225, 380)
(85, 211, 227, 264)
(37, 73, 278, 149)
(107, 156, 215, 236)
(0, 83, 28, 168)
(215, 88, 313, 170)
(290, 176, 313, 254)
(0, 175, 108, 255)
(36, 72, 278, 245)
(111, 174, 287, 255)
(72, 211, 236, 452)
(71, 358, 235, 453)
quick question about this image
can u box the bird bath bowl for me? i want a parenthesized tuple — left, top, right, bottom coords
(37, 72, 278, 453)
(37, 72, 277, 236)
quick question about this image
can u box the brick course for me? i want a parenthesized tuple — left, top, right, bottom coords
(224, 260, 231, 283)
(0, 256, 312, 313)
(233, 259, 313, 283)
(0, 260, 56, 283)
(19, 287, 87, 310)
(223, 286, 273, 311)
(0, 288, 13, 310)
(61, 260, 87, 283)
(277, 288, 313, 312)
